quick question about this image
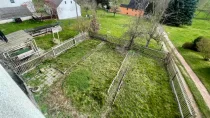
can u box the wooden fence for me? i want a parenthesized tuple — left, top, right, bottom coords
(13, 32, 88, 74)
(134, 45, 167, 61)
(107, 51, 134, 105)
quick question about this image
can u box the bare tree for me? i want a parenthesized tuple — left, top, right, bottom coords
(34, 0, 45, 21)
(78, 0, 97, 18)
(125, 0, 170, 49)
(74, 17, 90, 33)
(110, 0, 120, 16)
(89, 15, 100, 34)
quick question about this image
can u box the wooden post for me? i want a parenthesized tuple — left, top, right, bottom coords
(53, 33, 55, 39)
(33, 39, 39, 56)
(52, 47, 56, 57)
(57, 32, 59, 39)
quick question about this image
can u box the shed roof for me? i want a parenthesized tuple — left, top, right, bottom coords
(0, 6, 32, 20)
(45, 0, 63, 8)
(120, 0, 149, 10)
(0, 30, 33, 53)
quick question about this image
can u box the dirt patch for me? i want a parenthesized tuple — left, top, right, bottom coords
(41, 77, 87, 118)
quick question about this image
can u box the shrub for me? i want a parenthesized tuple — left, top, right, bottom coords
(182, 42, 194, 50)
(193, 36, 205, 51)
(89, 15, 100, 34)
(197, 39, 210, 61)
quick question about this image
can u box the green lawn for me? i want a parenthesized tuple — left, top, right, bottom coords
(165, 19, 210, 94)
(110, 53, 179, 118)
(98, 11, 162, 49)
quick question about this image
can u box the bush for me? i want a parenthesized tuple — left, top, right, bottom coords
(193, 36, 205, 51)
(182, 42, 194, 50)
(182, 36, 210, 51)
(197, 39, 210, 61)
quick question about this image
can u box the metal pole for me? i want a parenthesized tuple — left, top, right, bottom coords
(75, 0, 78, 19)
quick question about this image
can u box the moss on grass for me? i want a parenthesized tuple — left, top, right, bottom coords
(110, 54, 180, 118)
(63, 43, 124, 117)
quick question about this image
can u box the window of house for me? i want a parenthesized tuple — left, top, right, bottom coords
(65, 1, 67, 4)
(10, 0, 15, 3)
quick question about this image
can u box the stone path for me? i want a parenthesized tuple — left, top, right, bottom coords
(161, 27, 210, 116)
(28, 67, 63, 89)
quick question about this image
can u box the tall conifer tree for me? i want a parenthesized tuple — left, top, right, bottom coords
(162, 0, 198, 26)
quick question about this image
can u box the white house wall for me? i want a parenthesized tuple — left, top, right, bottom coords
(0, 16, 32, 24)
(0, 64, 45, 118)
(57, 0, 81, 20)
(0, 0, 32, 8)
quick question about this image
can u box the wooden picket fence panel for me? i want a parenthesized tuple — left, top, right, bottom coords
(13, 33, 88, 74)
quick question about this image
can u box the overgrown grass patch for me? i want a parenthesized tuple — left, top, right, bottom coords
(110, 54, 180, 118)
(63, 43, 124, 117)
(23, 39, 101, 80)
(48, 39, 101, 71)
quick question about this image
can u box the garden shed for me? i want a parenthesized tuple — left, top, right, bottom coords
(0, 30, 39, 61)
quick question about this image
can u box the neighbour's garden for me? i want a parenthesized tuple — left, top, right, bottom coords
(165, 18, 210, 93)
(164, 12, 210, 117)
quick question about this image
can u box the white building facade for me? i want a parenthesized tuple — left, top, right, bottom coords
(57, 0, 81, 19)
(45, 0, 81, 20)
(0, 0, 31, 8)
(0, 0, 35, 12)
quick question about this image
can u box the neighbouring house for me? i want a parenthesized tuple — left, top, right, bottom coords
(0, 0, 35, 24)
(120, 0, 150, 16)
(45, 0, 81, 20)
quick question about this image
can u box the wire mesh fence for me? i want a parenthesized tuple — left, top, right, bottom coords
(165, 53, 195, 118)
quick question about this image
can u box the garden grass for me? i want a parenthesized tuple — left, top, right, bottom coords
(110, 53, 180, 118)
(63, 43, 124, 117)
(48, 39, 101, 71)
(164, 18, 210, 93)
(23, 39, 101, 82)
(97, 11, 161, 49)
